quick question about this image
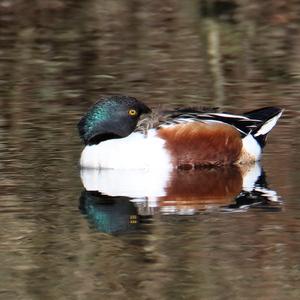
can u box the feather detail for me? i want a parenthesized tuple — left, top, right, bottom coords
(158, 122, 242, 167)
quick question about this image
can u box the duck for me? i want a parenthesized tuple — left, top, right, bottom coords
(78, 95, 283, 169)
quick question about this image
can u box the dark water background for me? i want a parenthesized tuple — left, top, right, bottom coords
(0, 1, 300, 299)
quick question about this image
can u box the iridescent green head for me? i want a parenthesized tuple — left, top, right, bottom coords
(78, 95, 151, 145)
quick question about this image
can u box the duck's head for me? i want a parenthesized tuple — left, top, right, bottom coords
(78, 95, 151, 145)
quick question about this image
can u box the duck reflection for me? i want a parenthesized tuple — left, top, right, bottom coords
(79, 163, 282, 233)
(79, 193, 141, 233)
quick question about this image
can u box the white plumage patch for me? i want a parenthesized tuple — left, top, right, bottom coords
(80, 129, 172, 170)
(254, 111, 283, 137)
(242, 162, 262, 191)
(81, 168, 170, 198)
(209, 113, 251, 119)
(241, 134, 262, 162)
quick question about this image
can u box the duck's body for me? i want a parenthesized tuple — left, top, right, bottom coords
(78, 96, 283, 170)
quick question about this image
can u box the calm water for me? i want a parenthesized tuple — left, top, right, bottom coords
(1, 1, 300, 299)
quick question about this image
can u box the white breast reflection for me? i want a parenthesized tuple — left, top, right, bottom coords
(80, 163, 281, 218)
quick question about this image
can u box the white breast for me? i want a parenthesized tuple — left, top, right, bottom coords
(80, 129, 172, 170)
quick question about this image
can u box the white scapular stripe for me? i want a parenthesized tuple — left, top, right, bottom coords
(210, 113, 251, 119)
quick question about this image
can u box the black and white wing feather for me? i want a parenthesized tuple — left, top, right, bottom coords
(159, 110, 261, 136)
(136, 106, 282, 147)
(158, 106, 283, 146)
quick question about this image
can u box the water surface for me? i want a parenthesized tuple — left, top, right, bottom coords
(0, 1, 300, 299)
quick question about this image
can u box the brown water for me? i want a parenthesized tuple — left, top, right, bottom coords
(0, 1, 300, 299)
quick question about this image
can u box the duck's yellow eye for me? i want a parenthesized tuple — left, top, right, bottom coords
(128, 109, 137, 116)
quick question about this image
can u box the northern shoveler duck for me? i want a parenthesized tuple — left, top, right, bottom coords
(78, 95, 283, 169)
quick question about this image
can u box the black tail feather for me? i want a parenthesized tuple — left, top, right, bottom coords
(244, 107, 283, 148)
(244, 107, 282, 121)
